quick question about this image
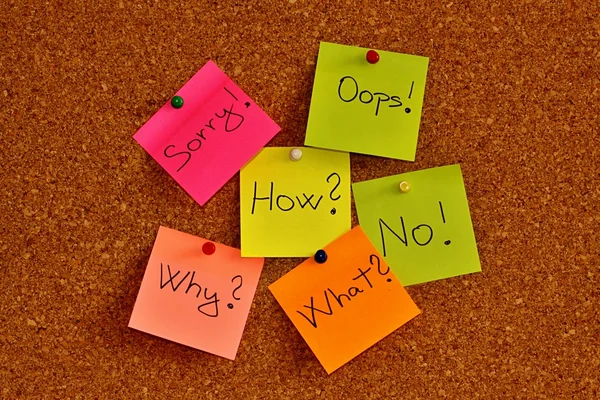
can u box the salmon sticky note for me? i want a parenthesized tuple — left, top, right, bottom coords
(240, 147, 350, 257)
(129, 226, 264, 360)
(305, 42, 429, 161)
(133, 61, 280, 206)
(352, 164, 481, 286)
(269, 227, 420, 374)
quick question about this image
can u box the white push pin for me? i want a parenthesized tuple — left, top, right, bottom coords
(399, 181, 411, 193)
(289, 148, 303, 161)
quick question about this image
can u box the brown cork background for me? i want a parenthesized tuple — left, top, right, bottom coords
(1, 0, 599, 398)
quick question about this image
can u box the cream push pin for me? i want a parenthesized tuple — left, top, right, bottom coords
(399, 181, 411, 193)
(289, 148, 303, 161)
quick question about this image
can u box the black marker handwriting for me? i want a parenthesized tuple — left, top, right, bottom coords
(163, 86, 246, 172)
(337, 76, 413, 116)
(251, 173, 342, 214)
(158, 263, 244, 318)
(326, 173, 341, 201)
(378, 201, 451, 256)
(296, 255, 391, 328)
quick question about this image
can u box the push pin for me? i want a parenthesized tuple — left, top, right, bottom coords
(399, 181, 411, 193)
(202, 242, 216, 255)
(171, 95, 184, 109)
(314, 249, 327, 264)
(289, 148, 303, 162)
(366, 49, 380, 64)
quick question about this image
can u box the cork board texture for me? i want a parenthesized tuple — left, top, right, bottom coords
(1, 0, 599, 398)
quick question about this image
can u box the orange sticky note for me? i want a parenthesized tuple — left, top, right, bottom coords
(129, 226, 264, 360)
(269, 226, 420, 374)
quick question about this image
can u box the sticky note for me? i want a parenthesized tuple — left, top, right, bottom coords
(133, 61, 280, 206)
(128, 226, 264, 360)
(269, 226, 420, 374)
(352, 164, 481, 286)
(305, 42, 429, 161)
(240, 147, 350, 257)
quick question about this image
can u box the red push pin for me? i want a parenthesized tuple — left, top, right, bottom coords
(366, 49, 380, 64)
(202, 242, 216, 255)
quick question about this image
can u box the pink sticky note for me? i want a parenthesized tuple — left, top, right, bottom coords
(129, 226, 264, 360)
(133, 61, 280, 206)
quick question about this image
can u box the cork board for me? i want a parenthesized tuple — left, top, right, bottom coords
(1, 1, 598, 398)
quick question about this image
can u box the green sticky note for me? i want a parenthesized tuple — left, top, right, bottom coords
(305, 42, 429, 161)
(241, 147, 350, 257)
(352, 164, 481, 286)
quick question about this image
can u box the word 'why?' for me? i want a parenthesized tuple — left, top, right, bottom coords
(159, 263, 243, 317)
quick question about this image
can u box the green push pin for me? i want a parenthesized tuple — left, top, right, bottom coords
(171, 95, 184, 109)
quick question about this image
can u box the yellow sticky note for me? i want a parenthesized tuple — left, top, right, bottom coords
(240, 147, 350, 257)
(352, 164, 481, 286)
(269, 227, 420, 374)
(128, 226, 264, 360)
(305, 42, 429, 161)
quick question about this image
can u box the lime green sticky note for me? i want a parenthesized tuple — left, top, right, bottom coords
(352, 165, 481, 286)
(241, 147, 350, 257)
(305, 42, 429, 161)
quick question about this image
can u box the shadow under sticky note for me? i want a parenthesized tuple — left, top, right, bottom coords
(352, 164, 481, 286)
(269, 226, 420, 374)
(128, 226, 264, 360)
(240, 147, 351, 257)
(133, 60, 280, 206)
(305, 42, 429, 161)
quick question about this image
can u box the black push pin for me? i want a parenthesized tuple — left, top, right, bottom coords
(314, 249, 327, 264)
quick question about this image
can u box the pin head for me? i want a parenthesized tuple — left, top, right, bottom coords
(202, 242, 216, 255)
(366, 50, 380, 64)
(289, 148, 303, 162)
(314, 249, 328, 264)
(171, 95, 184, 109)
(399, 181, 411, 193)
